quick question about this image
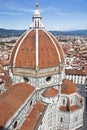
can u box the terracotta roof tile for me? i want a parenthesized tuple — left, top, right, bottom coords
(15, 30, 36, 69)
(10, 32, 27, 65)
(48, 32, 64, 62)
(0, 102, 17, 126)
(61, 79, 76, 95)
(4, 95, 23, 109)
(65, 69, 87, 75)
(20, 101, 46, 130)
(0, 82, 35, 126)
(38, 30, 61, 68)
(10, 29, 64, 70)
(42, 87, 58, 97)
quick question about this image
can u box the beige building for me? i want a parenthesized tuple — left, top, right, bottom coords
(65, 69, 87, 84)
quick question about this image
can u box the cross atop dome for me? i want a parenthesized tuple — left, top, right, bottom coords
(30, 3, 44, 29)
(35, 2, 39, 9)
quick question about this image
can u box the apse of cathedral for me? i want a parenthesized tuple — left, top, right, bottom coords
(0, 3, 84, 130)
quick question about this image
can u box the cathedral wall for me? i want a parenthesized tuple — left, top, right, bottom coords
(59, 94, 78, 107)
(38, 107, 48, 130)
(69, 108, 84, 130)
(38, 103, 58, 130)
(11, 74, 24, 84)
(5, 91, 37, 130)
(28, 73, 63, 89)
(11, 73, 63, 89)
(38, 73, 62, 88)
(58, 107, 84, 130)
(58, 111, 70, 130)
(59, 95, 68, 106)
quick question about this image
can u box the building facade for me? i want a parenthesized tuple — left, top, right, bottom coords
(65, 69, 87, 84)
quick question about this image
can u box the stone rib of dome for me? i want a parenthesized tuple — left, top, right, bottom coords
(48, 32, 64, 62)
(14, 30, 36, 69)
(10, 31, 27, 66)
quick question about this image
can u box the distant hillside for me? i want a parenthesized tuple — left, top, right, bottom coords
(50, 30, 87, 36)
(0, 28, 26, 38)
(0, 28, 87, 38)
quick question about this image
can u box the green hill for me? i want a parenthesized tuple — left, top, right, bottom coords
(0, 28, 26, 38)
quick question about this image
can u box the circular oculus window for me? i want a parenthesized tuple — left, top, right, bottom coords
(46, 76, 51, 82)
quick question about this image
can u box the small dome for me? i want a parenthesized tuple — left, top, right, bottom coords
(42, 87, 59, 97)
(61, 79, 76, 95)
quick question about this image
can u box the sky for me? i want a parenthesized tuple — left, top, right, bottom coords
(0, 0, 87, 31)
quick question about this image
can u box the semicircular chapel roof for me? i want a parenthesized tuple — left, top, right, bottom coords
(61, 79, 76, 95)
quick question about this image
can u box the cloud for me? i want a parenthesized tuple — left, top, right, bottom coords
(39, 7, 70, 16)
(13, 8, 34, 13)
(0, 12, 24, 16)
(57, 11, 70, 16)
(40, 7, 58, 13)
(0, 0, 34, 14)
(0, 3, 70, 16)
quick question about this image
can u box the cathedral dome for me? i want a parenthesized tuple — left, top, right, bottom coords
(61, 79, 76, 95)
(11, 30, 64, 69)
(10, 4, 64, 77)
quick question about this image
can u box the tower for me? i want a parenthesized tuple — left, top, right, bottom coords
(30, 2, 44, 29)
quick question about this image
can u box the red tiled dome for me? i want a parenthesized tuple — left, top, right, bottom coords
(61, 79, 76, 95)
(10, 29, 64, 70)
(10, 3, 64, 77)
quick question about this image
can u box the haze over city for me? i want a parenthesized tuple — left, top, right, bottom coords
(0, 0, 87, 30)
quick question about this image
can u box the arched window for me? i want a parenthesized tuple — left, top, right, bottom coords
(13, 121, 18, 129)
(23, 77, 29, 82)
(71, 99, 72, 104)
(80, 98, 82, 104)
(85, 78, 87, 83)
(0, 91, 1, 94)
(30, 100, 32, 106)
(38, 20, 39, 28)
(46, 76, 51, 82)
(35, 20, 36, 27)
(63, 99, 65, 105)
(75, 117, 78, 121)
(60, 117, 63, 122)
